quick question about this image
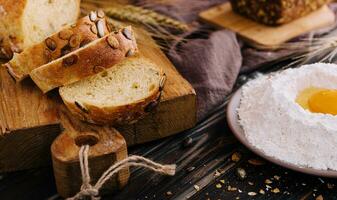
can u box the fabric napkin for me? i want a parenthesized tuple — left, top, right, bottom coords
(137, 0, 337, 121)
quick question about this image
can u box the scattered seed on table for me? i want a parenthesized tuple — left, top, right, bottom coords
(220, 179, 225, 184)
(274, 175, 280, 180)
(231, 152, 241, 162)
(216, 184, 222, 189)
(194, 185, 200, 191)
(166, 191, 172, 196)
(214, 170, 221, 177)
(265, 179, 272, 184)
(183, 137, 193, 147)
(248, 192, 257, 196)
(327, 183, 334, 189)
(227, 186, 237, 191)
(236, 168, 247, 180)
(316, 195, 324, 200)
(186, 166, 195, 172)
(248, 181, 254, 186)
(318, 178, 325, 183)
(259, 189, 265, 195)
(271, 188, 280, 193)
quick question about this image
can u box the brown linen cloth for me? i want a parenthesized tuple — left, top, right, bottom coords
(137, 0, 337, 121)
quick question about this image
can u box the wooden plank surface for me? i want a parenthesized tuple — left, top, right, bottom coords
(0, 66, 61, 172)
(1, 53, 335, 200)
(0, 27, 196, 172)
(199, 3, 335, 48)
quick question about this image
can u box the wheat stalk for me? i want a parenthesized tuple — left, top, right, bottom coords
(103, 5, 189, 33)
(82, 0, 189, 33)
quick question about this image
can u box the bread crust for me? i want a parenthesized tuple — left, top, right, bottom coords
(4, 14, 109, 81)
(0, 0, 81, 59)
(30, 26, 138, 93)
(60, 66, 166, 125)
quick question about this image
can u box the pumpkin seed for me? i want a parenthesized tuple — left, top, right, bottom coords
(96, 20, 105, 38)
(106, 35, 119, 49)
(75, 101, 89, 113)
(97, 9, 105, 18)
(43, 49, 52, 62)
(93, 65, 105, 73)
(0, 47, 13, 59)
(126, 49, 134, 57)
(60, 45, 71, 57)
(62, 54, 78, 66)
(145, 100, 159, 112)
(6, 65, 16, 81)
(159, 73, 166, 91)
(90, 24, 97, 34)
(45, 38, 56, 51)
(59, 29, 73, 40)
(89, 11, 97, 22)
(69, 34, 81, 48)
(122, 27, 133, 40)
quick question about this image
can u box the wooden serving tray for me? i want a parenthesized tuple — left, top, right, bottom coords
(0, 27, 196, 172)
(199, 3, 335, 48)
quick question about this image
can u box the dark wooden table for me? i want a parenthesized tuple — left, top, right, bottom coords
(1, 58, 337, 200)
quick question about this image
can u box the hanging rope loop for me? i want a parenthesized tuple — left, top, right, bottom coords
(67, 145, 176, 200)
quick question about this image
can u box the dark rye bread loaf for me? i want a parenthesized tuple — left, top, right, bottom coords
(4, 12, 110, 81)
(230, 0, 330, 25)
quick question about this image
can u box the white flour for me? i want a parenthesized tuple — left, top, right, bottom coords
(238, 63, 337, 170)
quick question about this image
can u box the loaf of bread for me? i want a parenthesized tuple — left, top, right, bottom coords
(230, 0, 330, 25)
(0, 0, 81, 60)
(30, 26, 138, 93)
(4, 13, 110, 81)
(59, 57, 165, 125)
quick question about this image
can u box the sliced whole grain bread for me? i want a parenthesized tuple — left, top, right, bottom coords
(0, 0, 81, 60)
(30, 26, 138, 93)
(59, 57, 166, 125)
(4, 13, 110, 81)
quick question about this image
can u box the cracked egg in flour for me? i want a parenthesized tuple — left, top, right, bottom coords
(238, 63, 337, 171)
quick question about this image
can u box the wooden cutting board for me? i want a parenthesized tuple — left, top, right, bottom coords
(199, 3, 335, 48)
(0, 27, 196, 172)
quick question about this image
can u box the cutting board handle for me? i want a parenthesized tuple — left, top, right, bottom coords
(51, 128, 129, 198)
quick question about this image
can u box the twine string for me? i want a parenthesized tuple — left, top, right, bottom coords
(67, 145, 176, 200)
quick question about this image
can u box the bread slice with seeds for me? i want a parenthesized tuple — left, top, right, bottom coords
(30, 26, 138, 93)
(59, 57, 166, 125)
(0, 0, 81, 60)
(4, 12, 110, 81)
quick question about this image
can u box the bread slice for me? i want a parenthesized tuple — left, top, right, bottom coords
(59, 57, 166, 125)
(4, 13, 110, 81)
(0, 0, 81, 60)
(30, 26, 138, 93)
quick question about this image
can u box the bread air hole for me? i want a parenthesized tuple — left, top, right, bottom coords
(132, 82, 139, 89)
(149, 84, 155, 92)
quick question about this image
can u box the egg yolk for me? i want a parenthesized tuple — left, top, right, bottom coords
(296, 87, 337, 115)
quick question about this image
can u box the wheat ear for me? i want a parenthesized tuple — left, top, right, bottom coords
(103, 5, 189, 33)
